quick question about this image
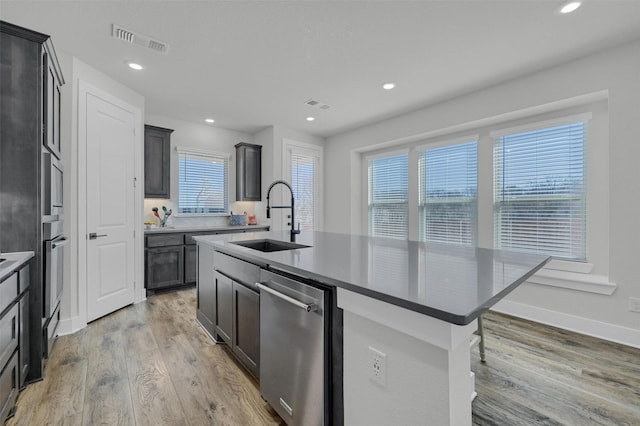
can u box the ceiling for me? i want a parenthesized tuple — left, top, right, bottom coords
(2, 1, 640, 138)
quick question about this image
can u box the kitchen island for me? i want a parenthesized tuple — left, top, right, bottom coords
(195, 231, 550, 425)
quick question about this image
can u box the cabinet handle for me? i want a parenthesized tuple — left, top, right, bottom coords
(256, 282, 316, 313)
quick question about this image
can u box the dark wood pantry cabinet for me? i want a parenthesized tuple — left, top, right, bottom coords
(144, 125, 173, 199)
(0, 20, 65, 386)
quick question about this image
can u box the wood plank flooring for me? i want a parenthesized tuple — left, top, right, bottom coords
(7, 288, 282, 426)
(7, 287, 640, 425)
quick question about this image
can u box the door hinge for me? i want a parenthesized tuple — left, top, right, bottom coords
(133, 177, 137, 187)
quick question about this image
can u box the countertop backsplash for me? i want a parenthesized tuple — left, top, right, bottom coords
(143, 199, 267, 228)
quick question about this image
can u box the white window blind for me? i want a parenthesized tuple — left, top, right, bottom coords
(177, 150, 229, 214)
(368, 153, 408, 239)
(291, 152, 316, 231)
(494, 121, 586, 260)
(418, 141, 477, 245)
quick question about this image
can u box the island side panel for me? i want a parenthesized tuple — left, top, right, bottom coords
(339, 288, 474, 426)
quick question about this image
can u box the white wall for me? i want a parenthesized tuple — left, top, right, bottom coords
(143, 114, 258, 227)
(60, 55, 145, 334)
(324, 39, 640, 347)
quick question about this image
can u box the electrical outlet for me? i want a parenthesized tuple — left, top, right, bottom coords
(629, 297, 640, 313)
(369, 346, 386, 386)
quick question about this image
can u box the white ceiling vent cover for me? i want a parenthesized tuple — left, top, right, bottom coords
(305, 99, 331, 110)
(112, 24, 169, 55)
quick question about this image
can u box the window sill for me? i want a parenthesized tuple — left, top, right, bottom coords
(528, 267, 616, 295)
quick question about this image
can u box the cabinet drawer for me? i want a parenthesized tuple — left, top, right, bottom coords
(0, 304, 18, 371)
(0, 351, 18, 424)
(214, 252, 260, 288)
(0, 274, 18, 316)
(146, 233, 183, 247)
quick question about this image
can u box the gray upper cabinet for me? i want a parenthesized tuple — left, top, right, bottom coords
(144, 125, 173, 199)
(235, 143, 262, 201)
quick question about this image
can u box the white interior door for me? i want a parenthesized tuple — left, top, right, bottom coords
(86, 92, 136, 322)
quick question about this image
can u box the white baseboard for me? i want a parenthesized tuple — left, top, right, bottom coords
(57, 316, 87, 336)
(492, 299, 640, 349)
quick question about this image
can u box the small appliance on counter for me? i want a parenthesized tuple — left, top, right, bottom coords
(230, 211, 247, 226)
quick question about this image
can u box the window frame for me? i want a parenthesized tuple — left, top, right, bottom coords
(417, 139, 478, 246)
(360, 101, 613, 294)
(175, 146, 231, 216)
(491, 115, 589, 261)
(365, 149, 410, 240)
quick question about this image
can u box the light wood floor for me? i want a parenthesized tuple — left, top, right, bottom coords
(7, 288, 640, 425)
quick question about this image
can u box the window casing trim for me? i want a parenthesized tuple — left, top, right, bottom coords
(360, 100, 612, 294)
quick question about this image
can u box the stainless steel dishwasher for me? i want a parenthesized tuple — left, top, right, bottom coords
(257, 269, 327, 426)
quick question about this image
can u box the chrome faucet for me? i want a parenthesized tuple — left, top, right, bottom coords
(266, 180, 301, 242)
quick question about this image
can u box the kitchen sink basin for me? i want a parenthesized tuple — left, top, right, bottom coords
(230, 239, 310, 252)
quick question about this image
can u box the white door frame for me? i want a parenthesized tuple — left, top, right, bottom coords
(77, 80, 144, 327)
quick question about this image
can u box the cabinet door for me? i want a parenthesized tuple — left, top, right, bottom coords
(235, 143, 262, 201)
(0, 352, 18, 424)
(197, 245, 215, 336)
(184, 245, 197, 284)
(146, 246, 184, 289)
(232, 282, 260, 378)
(214, 272, 233, 345)
(18, 291, 28, 389)
(44, 52, 54, 152)
(144, 125, 173, 198)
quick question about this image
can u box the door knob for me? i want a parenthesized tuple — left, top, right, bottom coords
(89, 233, 107, 240)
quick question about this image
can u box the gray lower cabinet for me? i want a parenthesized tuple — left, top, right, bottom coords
(184, 245, 197, 284)
(214, 271, 233, 344)
(196, 245, 216, 336)
(198, 249, 261, 379)
(0, 352, 18, 422)
(18, 291, 28, 390)
(146, 227, 269, 291)
(232, 282, 260, 378)
(0, 271, 20, 423)
(146, 246, 184, 290)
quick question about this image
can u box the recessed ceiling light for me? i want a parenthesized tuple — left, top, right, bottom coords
(382, 83, 395, 90)
(127, 62, 144, 71)
(558, 1, 582, 14)
(306, 116, 315, 122)
(205, 118, 215, 123)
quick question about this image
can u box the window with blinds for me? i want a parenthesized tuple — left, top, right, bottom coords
(290, 152, 316, 231)
(177, 150, 229, 214)
(368, 153, 409, 239)
(418, 141, 477, 245)
(493, 121, 586, 260)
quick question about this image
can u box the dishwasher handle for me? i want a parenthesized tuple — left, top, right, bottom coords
(256, 282, 317, 313)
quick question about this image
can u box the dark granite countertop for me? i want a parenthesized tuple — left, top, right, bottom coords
(144, 224, 269, 234)
(194, 231, 550, 325)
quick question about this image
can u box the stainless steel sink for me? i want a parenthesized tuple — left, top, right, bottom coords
(230, 239, 310, 252)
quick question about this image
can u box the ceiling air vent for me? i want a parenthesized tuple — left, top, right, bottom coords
(112, 24, 169, 55)
(305, 99, 331, 110)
